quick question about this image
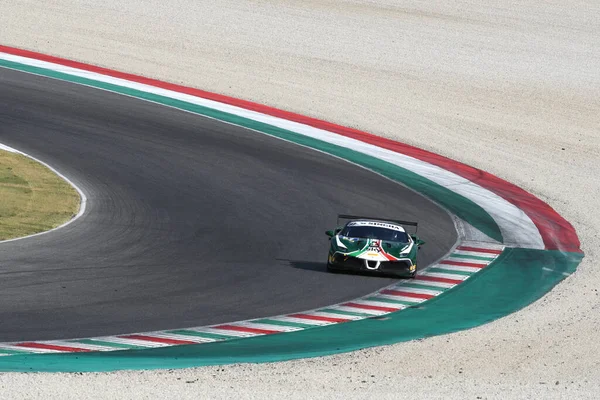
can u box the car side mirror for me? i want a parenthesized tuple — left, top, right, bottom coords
(416, 239, 425, 248)
(325, 230, 335, 238)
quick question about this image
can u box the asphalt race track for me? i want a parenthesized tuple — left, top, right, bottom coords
(0, 67, 456, 342)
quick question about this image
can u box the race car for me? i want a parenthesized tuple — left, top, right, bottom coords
(325, 214, 425, 278)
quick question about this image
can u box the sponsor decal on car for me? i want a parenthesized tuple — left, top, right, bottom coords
(347, 221, 404, 231)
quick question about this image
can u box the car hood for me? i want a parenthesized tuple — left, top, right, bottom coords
(335, 236, 412, 261)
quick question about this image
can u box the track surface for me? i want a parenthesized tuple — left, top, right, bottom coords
(0, 67, 456, 342)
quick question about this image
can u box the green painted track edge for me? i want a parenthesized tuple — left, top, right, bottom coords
(0, 248, 583, 372)
(0, 58, 502, 242)
(0, 58, 584, 372)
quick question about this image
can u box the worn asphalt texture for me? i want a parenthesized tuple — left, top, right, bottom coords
(0, 67, 455, 342)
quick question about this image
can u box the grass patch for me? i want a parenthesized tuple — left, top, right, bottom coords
(0, 150, 80, 240)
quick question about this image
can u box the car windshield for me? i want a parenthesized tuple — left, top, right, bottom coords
(340, 225, 409, 243)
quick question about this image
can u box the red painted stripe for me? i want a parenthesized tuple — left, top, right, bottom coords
(376, 242, 398, 261)
(456, 246, 503, 255)
(15, 342, 91, 353)
(440, 260, 485, 269)
(342, 302, 399, 313)
(288, 313, 350, 323)
(415, 275, 463, 285)
(381, 289, 434, 300)
(120, 334, 196, 345)
(0, 45, 581, 253)
(212, 324, 280, 335)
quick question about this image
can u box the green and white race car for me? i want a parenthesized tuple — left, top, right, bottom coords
(325, 215, 425, 278)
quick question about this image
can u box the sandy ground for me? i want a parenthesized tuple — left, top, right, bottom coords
(1, 0, 599, 398)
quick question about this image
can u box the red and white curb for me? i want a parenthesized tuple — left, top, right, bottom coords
(0, 241, 503, 356)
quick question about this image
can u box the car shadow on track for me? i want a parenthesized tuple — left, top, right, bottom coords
(281, 259, 402, 280)
(283, 259, 329, 273)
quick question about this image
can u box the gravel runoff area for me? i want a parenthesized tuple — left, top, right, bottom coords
(1, 0, 599, 398)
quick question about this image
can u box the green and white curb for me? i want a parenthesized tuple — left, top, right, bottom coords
(0, 242, 503, 356)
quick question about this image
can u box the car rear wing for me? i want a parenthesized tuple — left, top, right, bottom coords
(337, 214, 418, 233)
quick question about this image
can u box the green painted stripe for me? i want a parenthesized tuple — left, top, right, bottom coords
(319, 308, 375, 317)
(0, 348, 32, 355)
(400, 282, 448, 292)
(0, 55, 584, 372)
(0, 59, 503, 243)
(167, 330, 236, 340)
(0, 249, 582, 372)
(365, 296, 418, 306)
(450, 254, 494, 261)
(428, 267, 473, 276)
(252, 319, 315, 329)
(72, 339, 147, 350)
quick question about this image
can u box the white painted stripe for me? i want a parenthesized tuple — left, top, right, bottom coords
(199, 327, 259, 337)
(41, 341, 116, 352)
(0, 143, 19, 153)
(436, 264, 481, 274)
(411, 278, 456, 289)
(461, 241, 506, 250)
(274, 316, 334, 326)
(296, 312, 365, 322)
(377, 293, 427, 303)
(0, 52, 544, 249)
(447, 255, 491, 264)
(95, 336, 167, 348)
(423, 272, 470, 281)
(375, 293, 424, 304)
(176, 326, 250, 338)
(234, 321, 301, 333)
(138, 332, 216, 343)
(308, 311, 371, 320)
(391, 285, 443, 296)
(333, 305, 390, 316)
(0, 344, 59, 354)
(347, 300, 406, 310)
(451, 250, 497, 258)
(443, 260, 489, 268)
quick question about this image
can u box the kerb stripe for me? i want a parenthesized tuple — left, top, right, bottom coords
(15, 342, 91, 353)
(439, 260, 486, 268)
(415, 275, 463, 285)
(0, 45, 583, 253)
(212, 325, 280, 335)
(381, 289, 435, 300)
(120, 335, 196, 345)
(288, 313, 350, 323)
(342, 302, 400, 313)
(456, 246, 502, 254)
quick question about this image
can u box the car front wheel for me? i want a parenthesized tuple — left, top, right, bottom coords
(326, 262, 339, 273)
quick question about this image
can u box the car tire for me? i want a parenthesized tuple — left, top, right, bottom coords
(326, 262, 338, 273)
